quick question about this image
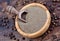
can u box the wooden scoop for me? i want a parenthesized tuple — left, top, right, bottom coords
(15, 3, 51, 38)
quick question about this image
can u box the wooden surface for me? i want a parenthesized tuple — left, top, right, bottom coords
(0, 0, 60, 41)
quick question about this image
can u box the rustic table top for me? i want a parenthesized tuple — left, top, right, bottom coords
(0, 0, 60, 41)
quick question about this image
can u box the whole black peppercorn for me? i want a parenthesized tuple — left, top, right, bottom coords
(57, 39, 60, 41)
(13, 37, 16, 40)
(9, 32, 13, 37)
(52, 35, 57, 39)
(9, 36, 12, 38)
(22, 37, 25, 40)
(17, 39, 19, 41)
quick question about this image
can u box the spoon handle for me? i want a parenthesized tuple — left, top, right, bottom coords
(5, 6, 27, 23)
(6, 6, 19, 15)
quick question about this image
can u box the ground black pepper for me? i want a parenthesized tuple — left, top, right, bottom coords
(0, 0, 60, 41)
